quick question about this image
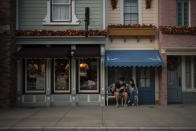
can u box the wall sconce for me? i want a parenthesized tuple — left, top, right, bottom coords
(71, 45, 76, 57)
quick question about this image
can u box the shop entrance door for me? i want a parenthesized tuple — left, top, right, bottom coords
(136, 68, 155, 104)
(167, 56, 182, 103)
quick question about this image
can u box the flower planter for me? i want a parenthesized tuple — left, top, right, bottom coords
(108, 27, 156, 37)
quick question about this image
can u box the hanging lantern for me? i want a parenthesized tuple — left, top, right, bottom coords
(145, 0, 152, 9)
(111, 0, 118, 10)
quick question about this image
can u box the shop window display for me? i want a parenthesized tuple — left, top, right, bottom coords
(78, 59, 99, 93)
(25, 59, 46, 93)
(54, 59, 70, 93)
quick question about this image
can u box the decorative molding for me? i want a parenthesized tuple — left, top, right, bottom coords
(138, 0, 143, 24)
(16, 36, 106, 45)
(43, 0, 80, 25)
(103, 0, 106, 29)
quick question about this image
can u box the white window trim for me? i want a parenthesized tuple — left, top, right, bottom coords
(121, 0, 142, 24)
(103, 0, 106, 29)
(189, 0, 191, 26)
(43, 0, 79, 25)
(78, 59, 100, 93)
(51, 0, 72, 22)
(25, 59, 46, 94)
(53, 59, 71, 93)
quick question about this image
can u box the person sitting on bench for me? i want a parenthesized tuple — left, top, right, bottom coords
(114, 77, 128, 108)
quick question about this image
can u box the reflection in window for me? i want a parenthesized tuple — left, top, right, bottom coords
(26, 59, 46, 93)
(54, 59, 70, 93)
(78, 59, 99, 93)
(138, 68, 151, 88)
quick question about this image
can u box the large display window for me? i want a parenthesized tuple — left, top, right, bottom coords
(25, 59, 46, 93)
(78, 59, 99, 93)
(54, 59, 70, 93)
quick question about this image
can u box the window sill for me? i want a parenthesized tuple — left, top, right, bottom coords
(182, 89, 196, 92)
(42, 21, 80, 26)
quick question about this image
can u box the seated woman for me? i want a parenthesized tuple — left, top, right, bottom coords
(128, 79, 138, 106)
(114, 77, 129, 108)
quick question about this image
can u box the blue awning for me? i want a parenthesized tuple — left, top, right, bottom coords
(105, 50, 164, 67)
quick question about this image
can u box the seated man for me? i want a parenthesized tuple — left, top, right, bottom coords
(114, 77, 128, 108)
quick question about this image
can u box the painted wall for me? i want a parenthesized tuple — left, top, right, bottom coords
(106, 0, 158, 25)
(105, 0, 160, 103)
(106, 0, 159, 50)
(18, 0, 103, 30)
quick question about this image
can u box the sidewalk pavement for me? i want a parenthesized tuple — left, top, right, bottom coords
(0, 104, 196, 130)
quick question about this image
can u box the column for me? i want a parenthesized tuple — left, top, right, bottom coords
(46, 59, 51, 107)
(159, 51, 167, 106)
(100, 45, 105, 106)
(16, 59, 23, 106)
(71, 45, 77, 106)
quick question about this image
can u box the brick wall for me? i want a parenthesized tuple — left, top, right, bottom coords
(159, 0, 196, 49)
(0, 0, 16, 108)
(158, 0, 196, 106)
(190, 0, 196, 26)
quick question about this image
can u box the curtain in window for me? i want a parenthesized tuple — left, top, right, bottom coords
(52, 0, 70, 21)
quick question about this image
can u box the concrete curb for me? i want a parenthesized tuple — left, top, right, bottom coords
(0, 127, 196, 131)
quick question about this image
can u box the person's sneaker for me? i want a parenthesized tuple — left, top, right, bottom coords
(115, 104, 119, 108)
(132, 103, 135, 106)
(124, 104, 128, 107)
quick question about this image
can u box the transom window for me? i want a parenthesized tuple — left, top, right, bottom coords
(124, 0, 138, 25)
(51, 0, 71, 22)
(176, 0, 189, 26)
